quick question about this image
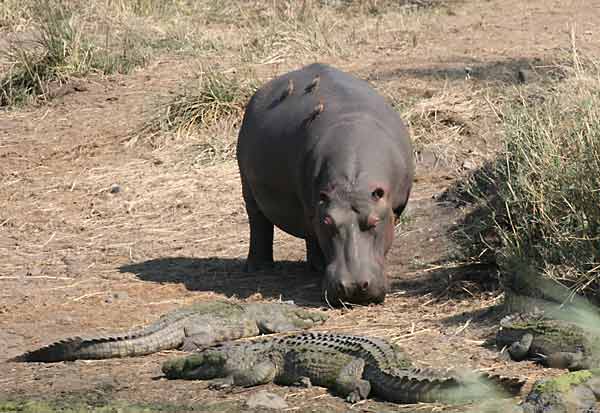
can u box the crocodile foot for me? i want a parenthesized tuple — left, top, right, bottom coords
(508, 333, 533, 361)
(208, 377, 235, 390)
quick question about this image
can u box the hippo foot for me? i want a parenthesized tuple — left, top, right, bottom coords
(244, 259, 275, 273)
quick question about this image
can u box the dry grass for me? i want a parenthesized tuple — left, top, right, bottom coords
(402, 87, 491, 167)
(456, 48, 600, 303)
(5, 0, 593, 409)
(131, 69, 259, 164)
(0, 0, 153, 106)
(0, 0, 444, 107)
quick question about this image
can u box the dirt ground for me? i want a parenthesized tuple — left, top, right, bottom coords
(2, 0, 600, 411)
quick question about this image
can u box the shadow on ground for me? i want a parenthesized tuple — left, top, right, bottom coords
(391, 261, 501, 296)
(389, 261, 504, 329)
(120, 257, 325, 306)
(366, 56, 561, 84)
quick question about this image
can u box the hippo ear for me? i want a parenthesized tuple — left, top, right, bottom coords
(371, 188, 385, 201)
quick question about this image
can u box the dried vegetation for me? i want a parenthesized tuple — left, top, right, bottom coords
(455, 46, 600, 305)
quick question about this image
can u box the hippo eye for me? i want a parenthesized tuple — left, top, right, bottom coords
(319, 192, 330, 204)
(372, 188, 384, 200)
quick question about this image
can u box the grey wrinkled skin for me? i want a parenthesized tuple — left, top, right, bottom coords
(237, 63, 414, 305)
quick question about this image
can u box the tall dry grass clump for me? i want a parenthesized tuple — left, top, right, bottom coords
(461, 54, 600, 305)
(134, 69, 259, 164)
(0, 0, 149, 106)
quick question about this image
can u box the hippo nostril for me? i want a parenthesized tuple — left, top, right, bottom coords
(359, 280, 369, 291)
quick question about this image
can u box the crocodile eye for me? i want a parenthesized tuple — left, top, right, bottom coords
(372, 188, 384, 200)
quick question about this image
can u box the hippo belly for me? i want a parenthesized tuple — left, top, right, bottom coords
(236, 63, 414, 305)
(250, 182, 306, 239)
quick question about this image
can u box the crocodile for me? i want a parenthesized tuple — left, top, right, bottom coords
(496, 312, 600, 370)
(162, 331, 525, 404)
(11, 301, 328, 362)
(519, 369, 600, 413)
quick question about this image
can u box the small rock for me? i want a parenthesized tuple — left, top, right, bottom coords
(105, 291, 129, 303)
(112, 291, 128, 300)
(462, 159, 477, 170)
(56, 315, 74, 325)
(27, 267, 43, 277)
(246, 391, 288, 410)
(109, 184, 121, 194)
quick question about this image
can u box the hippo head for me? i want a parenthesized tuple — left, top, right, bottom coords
(312, 183, 396, 305)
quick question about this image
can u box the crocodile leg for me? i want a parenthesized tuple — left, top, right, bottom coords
(276, 348, 370, 402)
(207, 360, 278, 390)
(257, 318, 306, 333)
(233, 360, 279, 387)
(334, 358, 371, 403)
(508, 333, 533, 361)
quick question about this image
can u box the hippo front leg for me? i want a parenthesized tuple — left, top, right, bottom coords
(306, 237, 325, 272)
(242, 181, 274, 272)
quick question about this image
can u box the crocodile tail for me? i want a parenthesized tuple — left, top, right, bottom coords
(10, 320, 187, 362)
(370, 368, 525, 404)
(368, 368, 460, 403)
(11, 337, 91, 362)
(477, 372, 526, 396)
(409, 368, 525, 397)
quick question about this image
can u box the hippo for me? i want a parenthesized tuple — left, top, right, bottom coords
(236, 63, 414, 305)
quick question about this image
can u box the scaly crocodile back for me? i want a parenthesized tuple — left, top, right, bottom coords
(274, 333, 524, 403)
(276, 332, 413, 370)
(497, 312, 592, 356)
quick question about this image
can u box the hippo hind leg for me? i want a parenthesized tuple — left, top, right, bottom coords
(241, 179, 274, 272)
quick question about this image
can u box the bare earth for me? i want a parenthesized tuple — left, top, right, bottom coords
(2, 0, 600, 411)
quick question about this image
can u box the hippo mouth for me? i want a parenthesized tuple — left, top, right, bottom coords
(322, 278, 386, 306)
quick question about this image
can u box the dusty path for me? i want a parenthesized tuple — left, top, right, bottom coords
(2, 0, 599, 411)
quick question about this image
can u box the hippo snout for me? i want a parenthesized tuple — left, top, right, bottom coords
(323, 266, 387, 305)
